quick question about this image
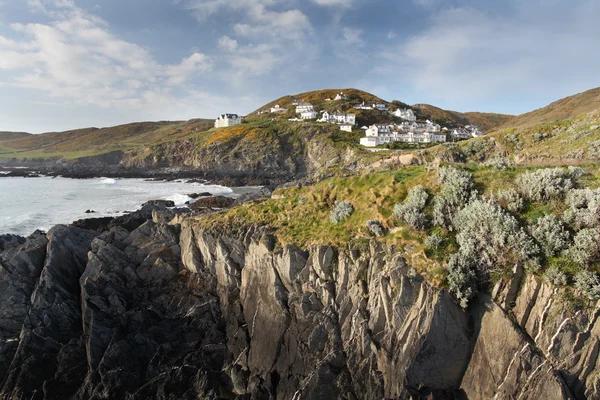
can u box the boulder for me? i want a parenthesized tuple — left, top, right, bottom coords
(141, 199, 175, 208)
(190, 196, 235, 210)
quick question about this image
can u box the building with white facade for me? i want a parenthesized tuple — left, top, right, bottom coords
(300, 111, 318, 120)
(215, 114, 243, 128)
(372, 103, 388, 111)
(296, 102, 314, 113)
(354, 102, 373, 110)
(392, 108, 417, 121)
(451, 125, 482, 140)
(340, 124, 353, 132)
(270, 104, 288, 113)
(334, 92, 348, 101)
(319, 112, 356, 125)
(360, 123, 446, 147)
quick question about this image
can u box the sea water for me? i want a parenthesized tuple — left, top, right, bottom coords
(0, 176, 241, 236)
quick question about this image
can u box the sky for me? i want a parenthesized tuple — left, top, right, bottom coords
(0, 0, 599, 133)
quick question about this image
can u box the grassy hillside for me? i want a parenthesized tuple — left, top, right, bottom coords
(501, 87, 600, 129)
(412, 104, 514, 131)
(197, 163, 600, 305)
(424, 108, 600, 165)
(0, 132, 32, 141)
(0, 119, 214, 160)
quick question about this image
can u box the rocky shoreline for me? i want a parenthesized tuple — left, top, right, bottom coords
(0, 194, 598, 399)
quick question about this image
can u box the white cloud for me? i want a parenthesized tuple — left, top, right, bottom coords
(381, 3, 600, 107)
(387, 30, 396, 40)
(0, 1, 213, 109)
(312, 0, 353, 7)
(342, 27, 363, 46)
(218, 35, 238, 51)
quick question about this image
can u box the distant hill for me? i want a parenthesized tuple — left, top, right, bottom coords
(412, 104, 514, 132)
(500, 87, 600, 129)
(251, 88, 513, 131)
(0, 132, 32, 141)
(0, 120, 214, 160)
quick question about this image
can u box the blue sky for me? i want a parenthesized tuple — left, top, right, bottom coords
(0, 0, 598, 133)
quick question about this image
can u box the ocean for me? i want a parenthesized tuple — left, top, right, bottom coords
(0, 175, 244, 236)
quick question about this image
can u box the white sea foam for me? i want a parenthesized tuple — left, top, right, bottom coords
(166, 193, 193, 206)
(0, 176, 243, 236)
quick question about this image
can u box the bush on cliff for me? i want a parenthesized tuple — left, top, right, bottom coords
(330, 201, 354, 225)
(394, 185, 428, 229)
(516, 167, 583, 201)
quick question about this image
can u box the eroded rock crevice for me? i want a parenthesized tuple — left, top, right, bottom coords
(0, 210, 598, 399)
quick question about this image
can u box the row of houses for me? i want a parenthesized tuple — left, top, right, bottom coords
(359, 121, 445, 146)
(359, 121, 483, 147)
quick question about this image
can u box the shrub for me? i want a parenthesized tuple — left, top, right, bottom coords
(574, 269, 600, 300)
(366, 220, 384, 237)
(425, 233, 444, 250)
(394, 185, 428, 229)
(530, 215, 571, 257)
(562, 188, 600, 229)
(446, 253, 478, 309)
(567, 228, 600, 265)
(516, 167, 582, 201)
(544, 266, 568, 286)
(587, 140, 600, 159)
(330, 201, 354, 225)
(453, 199, 539, 273)
(483, 158, 514, 170)
(433, 167, 476, 229)
(496, 188, 524, 213)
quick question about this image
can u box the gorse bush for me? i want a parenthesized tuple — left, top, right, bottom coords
(516, 167, 583, 201)
(366, 220, 384, 237)
(574, 270, 600, 300)
(394, 185, 428, 229)
(330, 201, 354, 225)
(563, 188, 600, 230)
(433, 167, 476, 229)
(530, 215, 571, 257)
(567, 228, 600, 265)
(496, 188, 524, 213)
(446, 253, 477, 309)
(453, 199, 539, 273)
(544, 266, 568, 286)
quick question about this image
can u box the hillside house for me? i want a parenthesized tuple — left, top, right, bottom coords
(270, 104, 288, 113)
(300, 111, 318, 120)
(319, 112, 356, 125)
(372, 103, 388, 111)
(392, 108, 417, 121)
(451, 125, 482, 140)
(360, 123, 446, 147)
(354, 102, 373, 110)
(334, 92, 348, 101)
(340, 124, 353, 132)
(296, 102, 314, 113)
(215, 113, 243, 128)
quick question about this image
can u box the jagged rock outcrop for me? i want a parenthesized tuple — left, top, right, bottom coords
(0, 212, 598, 399)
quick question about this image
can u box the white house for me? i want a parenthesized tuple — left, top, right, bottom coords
(296, 102, 314, 113)
(340, 124, 353, 132)
(372, 103, 388, 111)
(300, 111, 318, 120)
(215, 114, 242, 128)
(392, 108, 417, 122)
(319, 112, 356, 125)
(334, 92, 348, 101)
(360, 123, 446, 147)
(270, 104, 288, 113)
(452, 125, 482, 140)
(354, 102, 373, 110)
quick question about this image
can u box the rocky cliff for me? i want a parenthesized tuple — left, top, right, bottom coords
(0, 208, 598, 399)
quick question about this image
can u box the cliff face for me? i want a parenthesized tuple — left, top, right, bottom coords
(0, 211, 598, 399)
